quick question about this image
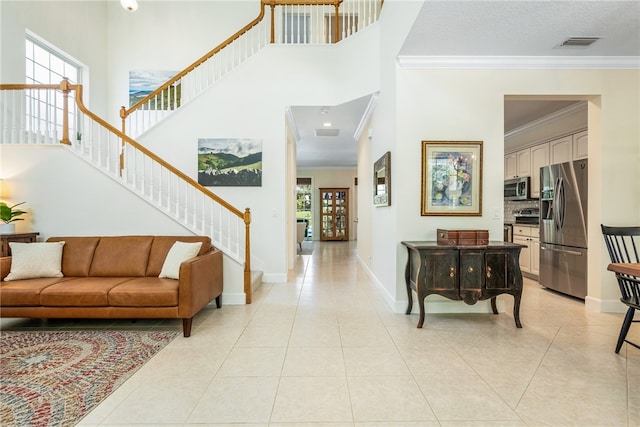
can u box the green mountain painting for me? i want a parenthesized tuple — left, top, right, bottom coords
(198, 138, 262, 186)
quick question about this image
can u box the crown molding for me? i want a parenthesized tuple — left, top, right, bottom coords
(504, 101, 587, 142)
(285, 107, 301, 143)
(396, 55, 640, 70)
(353, 92, 379, 141)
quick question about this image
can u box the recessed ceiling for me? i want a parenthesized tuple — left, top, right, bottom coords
(291, 94, 375, 169)
(292, 1, 640, 169)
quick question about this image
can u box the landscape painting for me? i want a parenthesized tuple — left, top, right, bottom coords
(198, 138, 262, 187)
(129, 70, 180, 108)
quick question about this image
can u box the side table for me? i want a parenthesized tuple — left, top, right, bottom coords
(0, 232, 40, 257)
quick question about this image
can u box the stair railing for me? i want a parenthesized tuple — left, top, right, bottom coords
(120, 0, 382, 138)
(1, 80, 254, 303)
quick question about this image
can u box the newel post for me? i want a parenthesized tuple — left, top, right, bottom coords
(59, 78, 72, 145)
(244, 207, 252, 304)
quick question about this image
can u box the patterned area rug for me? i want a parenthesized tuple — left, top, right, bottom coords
(0, 330, 178, 427)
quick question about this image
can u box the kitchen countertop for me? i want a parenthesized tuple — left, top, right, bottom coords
(504, 222, 539, 227)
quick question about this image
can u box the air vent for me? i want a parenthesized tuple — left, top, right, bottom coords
(315, 128, 340, 137)
(558, 37, 601, 47)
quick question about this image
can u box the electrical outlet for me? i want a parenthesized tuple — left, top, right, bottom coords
(493, 208, 501, 219)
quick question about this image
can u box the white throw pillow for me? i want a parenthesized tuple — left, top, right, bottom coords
(158, 241, 203, 280)
(4, 241, 65, 281)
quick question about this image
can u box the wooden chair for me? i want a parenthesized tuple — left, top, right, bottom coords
(601, 225, 640, 353)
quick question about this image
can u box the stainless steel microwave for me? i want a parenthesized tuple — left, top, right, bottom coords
(504, 176, 530, 200)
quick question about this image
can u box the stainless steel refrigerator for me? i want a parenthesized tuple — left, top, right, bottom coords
(539, 159, 588, 299)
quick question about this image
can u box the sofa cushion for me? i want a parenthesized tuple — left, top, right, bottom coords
(3, 241, 65, 281)
(40, 277, 133, 307)
(0, 277, 74, 306)
(47, 237, 100, 277)
(159, 241, 203, 280)
(108, 277, 179, 307)
(89, 236, 153, 277)
(146, 236, 211, 276)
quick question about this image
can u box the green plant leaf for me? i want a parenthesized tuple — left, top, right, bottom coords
(0, 201, 27, 224)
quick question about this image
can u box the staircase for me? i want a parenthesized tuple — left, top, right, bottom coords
(0, 0, 383, 304)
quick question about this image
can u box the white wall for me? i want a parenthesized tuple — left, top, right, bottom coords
(360, 1, 424, 307)
(388, 68, 640, 313)
(0, 145, 191, 237)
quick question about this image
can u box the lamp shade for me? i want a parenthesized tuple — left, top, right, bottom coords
(120, 0, 138, 12)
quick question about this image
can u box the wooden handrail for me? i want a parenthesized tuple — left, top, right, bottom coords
(120, 4, 267, 131)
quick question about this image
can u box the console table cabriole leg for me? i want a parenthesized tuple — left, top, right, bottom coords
(417, 295, 425, 328)
(405, 255, 413, 315)
(490, 297, 498, 315)
(513, 292, 522, 328)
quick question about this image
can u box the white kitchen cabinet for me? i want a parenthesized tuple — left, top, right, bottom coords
(505, 148, 531, 179)
(504, 153, 517, 179)
(530, 143, 549, 198)
(514, 225, 539, 276)
(549, 135, 573, 164)
(530, 227, 540, 276)
(514, 235, 531, 273)
(516, 148, 531, 176)
(573, 130, 588, 160)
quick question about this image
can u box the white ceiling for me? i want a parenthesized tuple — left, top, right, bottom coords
(292, 0, 640, 169)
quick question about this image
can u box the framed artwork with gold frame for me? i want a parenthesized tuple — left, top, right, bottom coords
(421, 141, 483, 216)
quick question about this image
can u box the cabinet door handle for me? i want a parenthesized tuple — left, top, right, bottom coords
(449, 266, 455, 277)
(467, 266, 474, 273)
(486, 266, 492, 278)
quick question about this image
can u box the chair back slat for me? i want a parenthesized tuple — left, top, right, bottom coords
(601, 225, 640, 307)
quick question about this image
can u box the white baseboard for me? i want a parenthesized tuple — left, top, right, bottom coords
(261, 273, 287, 283)
(219, 292, 247, 305)
(356, 255, 396, 310)
(585, 296, 627, 313)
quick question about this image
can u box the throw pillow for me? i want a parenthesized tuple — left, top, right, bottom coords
(158, 241, 203, 280)
(4, 241, 65, 281)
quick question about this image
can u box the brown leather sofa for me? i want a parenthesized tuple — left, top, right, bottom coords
(0, 235, 223, 337)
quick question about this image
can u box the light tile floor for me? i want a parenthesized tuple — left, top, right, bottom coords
(4, 241, 639, 426)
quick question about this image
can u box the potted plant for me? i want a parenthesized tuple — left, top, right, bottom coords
(0, 201, 27, 234)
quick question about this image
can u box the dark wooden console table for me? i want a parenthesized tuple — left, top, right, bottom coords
(402, 241, 524, 329)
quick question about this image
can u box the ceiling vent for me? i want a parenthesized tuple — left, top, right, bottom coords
(557, 37, 601, 48)
(315, 128, 340, 137)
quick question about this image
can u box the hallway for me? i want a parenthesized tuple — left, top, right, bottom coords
(66, 241, 639, 425)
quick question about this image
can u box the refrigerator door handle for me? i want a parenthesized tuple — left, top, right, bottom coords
(553, 177, 565, 231)
(540, 245, 583, 256)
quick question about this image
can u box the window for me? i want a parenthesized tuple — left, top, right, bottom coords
(25, 35, 82, 141)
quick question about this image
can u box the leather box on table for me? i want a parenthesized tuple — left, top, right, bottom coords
(436, 229, 489, 246)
